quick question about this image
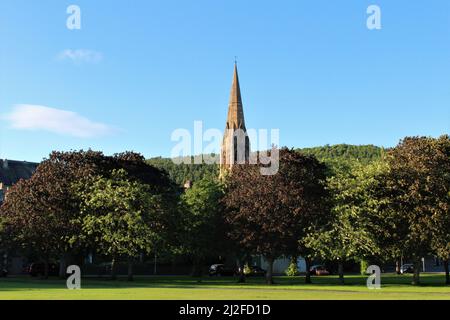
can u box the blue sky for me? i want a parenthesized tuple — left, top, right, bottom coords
(0, 0, 449, 162)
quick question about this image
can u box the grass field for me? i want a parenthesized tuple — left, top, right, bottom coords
(0, 274, 449, 300)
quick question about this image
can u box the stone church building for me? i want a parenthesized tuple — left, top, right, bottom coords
(220, 63, 250, 177)
(218, 64, 444, 275)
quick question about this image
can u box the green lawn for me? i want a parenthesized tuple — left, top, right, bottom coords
(0, 274, 449, 300)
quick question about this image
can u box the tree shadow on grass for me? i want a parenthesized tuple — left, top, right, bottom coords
(0, 274, 448, 292)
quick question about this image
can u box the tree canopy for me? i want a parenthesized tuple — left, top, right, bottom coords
(224, 148, 329, 284)
(0, 150, 177, 279)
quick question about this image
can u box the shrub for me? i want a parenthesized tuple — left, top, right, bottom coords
(285, 261, 299, 277)
(360, 259, 369, 275)
(243, 264, 252, 275)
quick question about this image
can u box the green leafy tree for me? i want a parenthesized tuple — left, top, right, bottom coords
(429, 136, 450, 285)
(148, 156, 219, 186)
(76, 169, 166, 280)
(306, 160, 386, 284)
(384, 135, 450, 285)
(364, 165, 407, 275)
(180, 177, 227, 277)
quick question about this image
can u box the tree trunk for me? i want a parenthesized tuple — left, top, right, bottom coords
(237, 258, 246, 283)
(412, 257, 421, 286)
(395, 258, 401, 275)
(191, 263, 197, 277)
(111, 257, 117, 280)
(191, 257, 202, 277)
(444, 259, 450, 285)
(43, 258, 49, 280)
(127, 258, 134, 281)
(59, 254, 67, 279)
(265, 257, 274, 285)
(338, 261, 344, 285)
(171, 258, 176, 275)
(304, 257, 312, 284)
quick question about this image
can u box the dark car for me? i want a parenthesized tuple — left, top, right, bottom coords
(309, 265, 330, 276)
(244, 266, 266, 277)
(400, 264, 414, 274)
(28, 262, 59, 277)
(209, 264, 236, 276)
(98, 262, 113, 274)
(0, 268, 7, 277)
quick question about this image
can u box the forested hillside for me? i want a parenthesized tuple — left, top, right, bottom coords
(147, 156, 219, 186)
(147, 144, 384, 186)
(298, 144, 384, 164)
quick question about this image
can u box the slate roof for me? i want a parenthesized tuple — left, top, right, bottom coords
(0, 159, 39, 186)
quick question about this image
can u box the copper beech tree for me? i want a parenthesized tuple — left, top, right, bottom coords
(0, 150, 105, 278)
(0, 150, 176, 279)
(223, 148, 329, 284)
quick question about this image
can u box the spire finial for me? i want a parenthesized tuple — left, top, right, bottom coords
(234, 56, 238, 65)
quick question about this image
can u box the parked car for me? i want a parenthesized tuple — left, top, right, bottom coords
(209, 264, 236, 276)
(400, 264, 414, 274)
(309, 265, 330, 276)
(244, 266, 266, 277)
(28, 262, 59, 277)
(98, 262, 113, 274)
(0, 268, 7, 277)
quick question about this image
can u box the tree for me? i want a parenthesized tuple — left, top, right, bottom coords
(180, 177, 227, 277)
(428, 136, 450, 285)
(75, 169, 166, 280)
(0, 150, 105, 278)
(224, 148, 329, 285)
(382, 136, 450, 285)
(147, 156, 219, 186)
(0, 150, 177, 279)
(306, 160, 385, 284)
(432, 213, 450, 285)
(360, 163, 409, 275)
(1, 179, 55, 278)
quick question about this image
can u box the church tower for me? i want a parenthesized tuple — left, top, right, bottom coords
(220, 63, 250, 177)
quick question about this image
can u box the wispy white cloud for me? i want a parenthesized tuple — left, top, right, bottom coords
(58, 49, 103, 64)
(3, 104, 116, 138)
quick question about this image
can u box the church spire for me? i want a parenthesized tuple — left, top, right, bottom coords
(220, 63, 250, 177)
(226, 63, 246, 130)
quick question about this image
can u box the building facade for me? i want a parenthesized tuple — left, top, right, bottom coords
(0, 159, 38, 204)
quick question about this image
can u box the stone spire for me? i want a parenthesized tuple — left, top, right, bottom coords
(226, 63, 246, 130)
(220, 63, 250, 177)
